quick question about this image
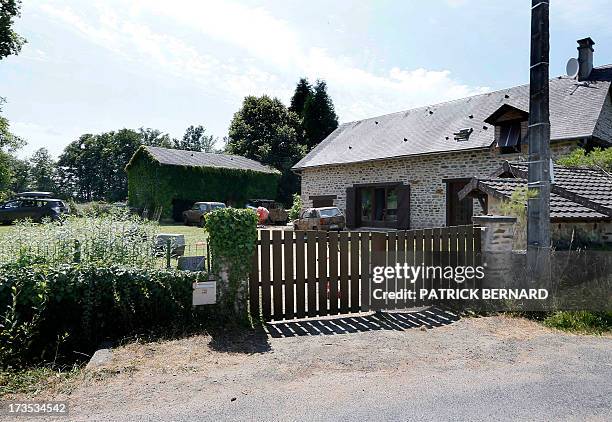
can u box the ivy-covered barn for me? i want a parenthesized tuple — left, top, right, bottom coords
(126, 146, 280, 220)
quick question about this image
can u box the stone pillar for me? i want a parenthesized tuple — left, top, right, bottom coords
(472, 215, 517, 290)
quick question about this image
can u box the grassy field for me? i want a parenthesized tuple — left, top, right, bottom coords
(0, 222, 205, 245)
(158, 222, 207, 246)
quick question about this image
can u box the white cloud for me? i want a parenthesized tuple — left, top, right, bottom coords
(36, 0, 489, 123)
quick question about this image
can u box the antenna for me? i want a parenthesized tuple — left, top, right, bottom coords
(566, 57, 579, 78)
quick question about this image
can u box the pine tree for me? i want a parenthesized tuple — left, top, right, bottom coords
(302, 80, 338, 150)
(289, 78, 312, 117)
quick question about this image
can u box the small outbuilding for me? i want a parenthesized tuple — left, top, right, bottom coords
(126, 146, 280, 220)
(459, 161, 612, 248)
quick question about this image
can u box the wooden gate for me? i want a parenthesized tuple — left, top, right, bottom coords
(249, 225, 481, 321)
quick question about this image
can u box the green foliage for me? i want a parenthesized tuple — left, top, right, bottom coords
(302, 80, 339, 151)
(0, 98, 27, 199)
(0, 212, 159, 267)
(127, 146, 279, 218)
(289, 78, 312, 117)
(204, 208, 258, 318)
(543, 311, 612, 335)
(1, 365, 80, 396)
(0, 0, 26, 59)
(173, 125, 217, 152)
(556, 147, 612, 172)
(289, 193, 302, 220)
(226, 95, 306, 204)
(0, 263, 206, 368)
(29, 147, 57, 193)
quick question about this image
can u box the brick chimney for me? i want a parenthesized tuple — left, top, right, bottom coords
(577, 37, 595, 81)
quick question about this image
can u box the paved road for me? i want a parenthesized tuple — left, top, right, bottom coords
(47, 312, 611, 421)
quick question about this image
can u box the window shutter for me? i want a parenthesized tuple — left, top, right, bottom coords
(396, 184, 411, 229)
(345, 187, 356, 228)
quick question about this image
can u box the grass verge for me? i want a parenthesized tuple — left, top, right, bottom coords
(542, 311, 612, 335)
(0, 365, 81, 397)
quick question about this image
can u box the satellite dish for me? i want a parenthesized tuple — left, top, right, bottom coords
(566, 57, 579, 78)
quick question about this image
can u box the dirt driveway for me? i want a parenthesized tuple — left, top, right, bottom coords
(32, 310, 612, 421)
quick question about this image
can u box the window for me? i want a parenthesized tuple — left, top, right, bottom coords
(319, 208, 341, 218)
(499, 122, 521, 154)
(210, 203, 225, 210)
(3, 200, 20, 209)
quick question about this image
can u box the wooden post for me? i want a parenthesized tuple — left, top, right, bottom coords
(166, 239, 172, 269)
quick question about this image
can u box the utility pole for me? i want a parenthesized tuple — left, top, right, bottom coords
(527, 0, 551, 283)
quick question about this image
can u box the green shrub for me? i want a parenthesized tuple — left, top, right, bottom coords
(0, 263, 207, 368)
(556, 147, 612, 171)
(288, 193, 301, 220)
(204, 208, 258, 318)
(543, 311, 612, 334)
(68, 201, 126, 217)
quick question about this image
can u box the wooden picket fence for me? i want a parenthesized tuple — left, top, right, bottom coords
(249, 225, 481, 321)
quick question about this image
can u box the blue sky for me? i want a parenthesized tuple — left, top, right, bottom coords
(2, 0, 612, 158)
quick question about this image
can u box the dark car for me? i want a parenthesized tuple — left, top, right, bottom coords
(182, 202, 226, 226)
(0, 197, 70, 224)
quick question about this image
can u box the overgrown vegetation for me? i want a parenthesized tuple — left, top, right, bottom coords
(0, 263, 205, 368)
(127, 147, 279, 219)
(204, 208, 258, 319)
(0, 211, 159, 267)
(556, 147, 612, 172)
(289, 193, 302, 220)
(0, 213, 210, 369)
(541, 311, 612, 334)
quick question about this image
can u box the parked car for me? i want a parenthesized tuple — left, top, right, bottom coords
(293, 207, 345, 231)
(246, 199, 289, 225)
(0, 196, 70, 224)
(182, 202, 226, 226)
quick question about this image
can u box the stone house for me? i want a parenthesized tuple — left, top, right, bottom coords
(293, 38, 612, 230)
(459, 161, 612, 247)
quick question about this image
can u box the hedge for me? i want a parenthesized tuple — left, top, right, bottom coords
(0, 263, 207, 368)
(126, 147, 280, 218)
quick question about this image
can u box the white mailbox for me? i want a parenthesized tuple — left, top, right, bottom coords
(192, 281, 216, 306)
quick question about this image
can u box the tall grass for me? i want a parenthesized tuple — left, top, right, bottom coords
(0, 210, 159, 268)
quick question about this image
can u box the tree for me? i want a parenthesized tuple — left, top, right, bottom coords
(57, 129, 144, 202)
(0, 97, 26, 199)
(139, 127, 172, 148)
(226, 95, 306, 203)
(29, 147, 57, 192)
(0, 0, 26, 60)
(302, 80, 338, 150)
(289, 78, 312, 117)
(173, 125, 217, 152)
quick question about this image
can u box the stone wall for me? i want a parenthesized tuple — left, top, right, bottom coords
(300, 141, 577, 229)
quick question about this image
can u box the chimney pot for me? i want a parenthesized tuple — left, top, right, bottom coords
(577, 37, 595, 81)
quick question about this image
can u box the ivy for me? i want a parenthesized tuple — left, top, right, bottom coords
(126, 146, 280, 218)
(204, 208, 258, 319)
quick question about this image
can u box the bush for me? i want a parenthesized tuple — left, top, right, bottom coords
(68, 201, 127, 217)
(542, 311, 612, 334)
(0, 213, 159, 267)
(288, 193, 301, 220)
(556, 147, 612, 171)
(0, 263, 207, 368)
(204, 208, 258, 318)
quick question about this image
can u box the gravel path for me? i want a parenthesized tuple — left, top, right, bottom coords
(37, 311, 612, 421)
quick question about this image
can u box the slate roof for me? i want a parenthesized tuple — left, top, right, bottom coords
(459, 162, 612, 221)
(294, 65, 612, 170)
(133, 146, 279, 174)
